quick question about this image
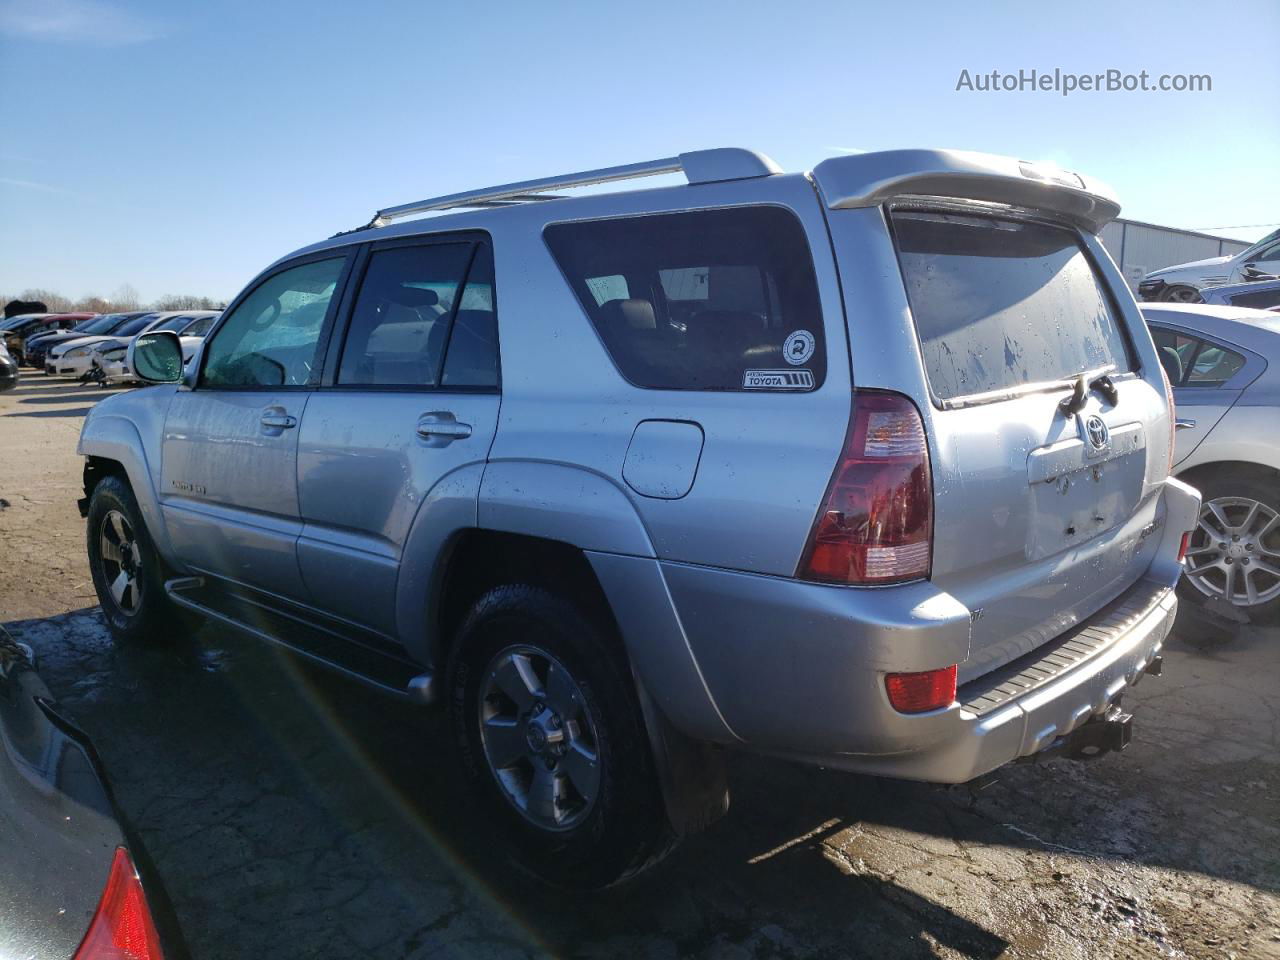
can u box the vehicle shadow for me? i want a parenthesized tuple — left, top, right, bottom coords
(4, 407, 97, 418)
(19, 393, 117, 405)
(8, 608, 1275, 958)
(6, 382, 113, 397)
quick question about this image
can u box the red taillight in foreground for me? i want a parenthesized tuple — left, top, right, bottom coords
(885, 665, 958, 714)
(800, 390, 933, 584)
(75, 847, 164, 960)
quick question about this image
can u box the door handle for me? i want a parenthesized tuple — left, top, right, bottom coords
(1174, 418, 1197, 431)
(416, 412, 472, 444)
(260, 413, 298, 429)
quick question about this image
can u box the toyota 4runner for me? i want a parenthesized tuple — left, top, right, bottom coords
(78, 147, 1200, 886)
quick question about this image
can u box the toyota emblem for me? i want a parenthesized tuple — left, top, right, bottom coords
(1084, 414, 1109, 451)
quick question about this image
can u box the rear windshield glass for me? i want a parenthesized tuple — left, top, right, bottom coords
(544, 206, 825, 391)
(892, 211, 1133, 401)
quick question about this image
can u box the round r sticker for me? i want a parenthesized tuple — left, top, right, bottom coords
(783, 329, 816, 365)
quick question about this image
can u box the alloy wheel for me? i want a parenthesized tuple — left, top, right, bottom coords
(99, 509, 143, 615)
(478, 645, 602, 832)
(1184, 496, 1280, 608)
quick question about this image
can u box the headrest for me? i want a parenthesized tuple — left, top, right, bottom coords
(686, 309, 767, 335)
(1158, 346, 1183, 385)
(599, 298, 657, 331)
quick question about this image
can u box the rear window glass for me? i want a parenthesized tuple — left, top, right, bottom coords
(892, 211, 1134, 401)
(544, 206, 825, 391)
(1229, 288, 1280, 310)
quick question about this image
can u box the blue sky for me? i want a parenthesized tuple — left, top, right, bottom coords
(2, 0, 1277, 303)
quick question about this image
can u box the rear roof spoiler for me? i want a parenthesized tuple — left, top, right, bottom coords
(811, 149, 1121, 233)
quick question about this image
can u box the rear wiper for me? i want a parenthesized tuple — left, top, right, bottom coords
(1059, 367, 1118, 416)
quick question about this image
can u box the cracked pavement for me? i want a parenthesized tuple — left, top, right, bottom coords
(1, 376, 1278, 959)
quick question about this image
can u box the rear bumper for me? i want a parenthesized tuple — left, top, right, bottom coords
(646, 477, 1200, 784)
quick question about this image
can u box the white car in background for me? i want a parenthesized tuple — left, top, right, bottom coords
(46, 312, 158, 377)
(91, 311, 219, 385)
(1138, 228, 1280, 303)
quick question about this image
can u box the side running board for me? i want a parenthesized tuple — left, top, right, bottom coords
(164, 576, 437, 703)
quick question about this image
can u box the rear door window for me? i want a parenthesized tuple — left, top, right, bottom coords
(544, 206, 825, 391)
(891, 210, 1134, 401)
(1149, 325, 1246, 387)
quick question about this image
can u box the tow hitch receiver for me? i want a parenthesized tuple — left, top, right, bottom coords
(1029, 706, 1134, 763)
(1064, 707, 1133, 758)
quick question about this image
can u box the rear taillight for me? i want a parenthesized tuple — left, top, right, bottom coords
(799, 390, 933, 584)
(885, 665, 957, 713)
(75, 847, 164, 960)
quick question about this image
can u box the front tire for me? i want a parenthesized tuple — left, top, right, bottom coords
(1179, 466, 1280, 623)
(1161, 284, 1203, 304)
(86, 475, 181, 642)
(448, 584, 676, 887)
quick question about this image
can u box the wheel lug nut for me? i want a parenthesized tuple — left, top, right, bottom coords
(1242, 558, 1250, 566)
(1225, 558, 1233, 565)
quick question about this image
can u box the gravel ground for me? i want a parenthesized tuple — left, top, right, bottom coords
(1, 374, 1277, 960)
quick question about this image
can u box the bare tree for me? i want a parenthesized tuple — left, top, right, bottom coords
(152, 294, 225, 311)
(111, 283, 141, 310)
(20, 288, 72, 312)
(75, 295, 112, 313)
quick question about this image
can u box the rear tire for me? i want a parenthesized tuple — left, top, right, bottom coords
(1178, 466, 1280, 624)
(447, 584, 677, 887)
(86, 475, 184, 642)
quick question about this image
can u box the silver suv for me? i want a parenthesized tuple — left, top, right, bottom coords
(79, 147, 1200, 885)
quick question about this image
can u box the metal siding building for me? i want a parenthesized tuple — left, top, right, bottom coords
(1100, 219, 1252, 291)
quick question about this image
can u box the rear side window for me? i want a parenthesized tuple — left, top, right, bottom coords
(892, 211, 1134, 401)
(337, 241, 498, 389)
(1228, 288, 1280, 310)
(545, 206, 825, 391)
(1149, 326, 1246, 387)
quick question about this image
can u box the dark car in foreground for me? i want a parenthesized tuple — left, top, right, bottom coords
(0, 631, 185, 959)
(0, 341, 18, 391)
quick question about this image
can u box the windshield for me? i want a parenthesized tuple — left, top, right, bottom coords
(152, 316, 192, 332)
(68, 315, 121, 335)
(114, 314, 158, 337)
(183, 315, 217, 337)
(1239, 227, 1280, 260)
(892, 210, 1134, 401)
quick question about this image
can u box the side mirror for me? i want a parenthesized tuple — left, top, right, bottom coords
(129, 330, 183, 383)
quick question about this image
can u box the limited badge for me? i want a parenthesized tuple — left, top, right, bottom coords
(782, 329, 816, 365)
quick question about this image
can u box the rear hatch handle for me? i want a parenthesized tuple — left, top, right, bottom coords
(1059, 367, 1119, 416)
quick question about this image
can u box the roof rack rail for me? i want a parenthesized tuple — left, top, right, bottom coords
(362, 148, 781, 229)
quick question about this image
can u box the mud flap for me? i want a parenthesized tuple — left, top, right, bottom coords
(633, 676, 730, 837)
